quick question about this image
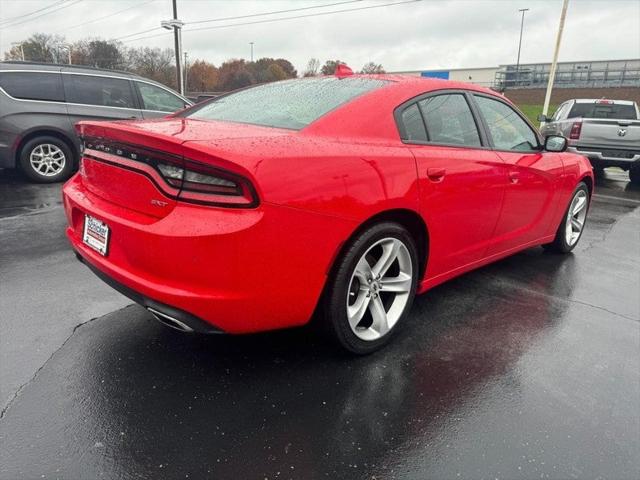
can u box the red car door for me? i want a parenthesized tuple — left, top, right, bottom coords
(397, 92, 507, 279)
(471, 94, 565, 255)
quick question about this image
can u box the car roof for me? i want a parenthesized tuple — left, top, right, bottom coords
(0, 61, 140, 79)
(340, 73, 504, 98)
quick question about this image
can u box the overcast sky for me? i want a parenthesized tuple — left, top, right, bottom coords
(0, 0, 638, 73)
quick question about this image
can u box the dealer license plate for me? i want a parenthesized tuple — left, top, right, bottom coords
(83, 214, 110, 256)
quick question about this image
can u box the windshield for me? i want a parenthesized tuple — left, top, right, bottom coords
(183, 77, 389, 130)
(568, 103, 638, 120)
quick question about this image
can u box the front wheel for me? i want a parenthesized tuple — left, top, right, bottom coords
(19, 136, 74, 183)
(543, 182, 590, 253)
(322, 222, 419, 354)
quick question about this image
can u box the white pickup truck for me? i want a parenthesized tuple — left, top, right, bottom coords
(540, 99, 640, 185)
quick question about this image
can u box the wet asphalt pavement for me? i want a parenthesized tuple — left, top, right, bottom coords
(0, 169, 639, 479)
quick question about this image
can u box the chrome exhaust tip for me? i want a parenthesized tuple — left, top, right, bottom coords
(147, 307, 194, 333)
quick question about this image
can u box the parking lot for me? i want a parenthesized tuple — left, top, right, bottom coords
(0, 168, 638, 479)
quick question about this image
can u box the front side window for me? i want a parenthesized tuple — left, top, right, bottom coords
(63, 74, 136, 109)
(0, 72, 64, 102)
(418, 94, 481, 147)
(137, 82, 186, 112)
(474, 95, 539, 151)
(184, 77, 389, 130)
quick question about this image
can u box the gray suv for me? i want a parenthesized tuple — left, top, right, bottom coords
(0, 61, 192, 182)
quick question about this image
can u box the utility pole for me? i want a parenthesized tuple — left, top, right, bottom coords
(184, 52, 189, 93)
(161, 0, 184, 94)
(249, 42, 254, 62)
(515, 8, 529, 87)
(541, 0, 569, 125)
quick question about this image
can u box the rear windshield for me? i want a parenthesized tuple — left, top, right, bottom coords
(568, 103, 638, 120)
(184, 77, 389, 130)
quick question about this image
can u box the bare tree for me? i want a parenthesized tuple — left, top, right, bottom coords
(303, 58, 320, 77)
(360, 62, 385, 74)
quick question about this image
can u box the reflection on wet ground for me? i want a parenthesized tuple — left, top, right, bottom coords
(0, 168, 639, 479)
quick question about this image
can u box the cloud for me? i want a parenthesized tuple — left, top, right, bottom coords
(1, 0, 638, 73)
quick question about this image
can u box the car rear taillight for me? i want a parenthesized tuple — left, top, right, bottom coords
(569, 121, 582, 140)
(597, 99, 613, 105)
(157, 160, 258, 207)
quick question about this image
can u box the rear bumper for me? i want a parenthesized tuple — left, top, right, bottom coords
(75, 251, 222, 333)
(63, 174, 355, 334)
(568, 146, 640, 169)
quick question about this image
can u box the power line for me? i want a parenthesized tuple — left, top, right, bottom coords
(113, 27, 161, 42)
(53, 0, 157, 34)
(122, 0, 421, 44)
(0, 0, 66, 26)
(1, 0, 83, 29)
(187, 0, 363, 25)
(112, 0, 363, 44)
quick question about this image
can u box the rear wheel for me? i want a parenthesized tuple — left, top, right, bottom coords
(629, 164, 640, 186)
(322, 222, 418, 354)
(543, 182, 589, 253)
(19, 136, 74, 183)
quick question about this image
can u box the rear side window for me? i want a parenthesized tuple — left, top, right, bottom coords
(474, 95, 539, 152)
(63, 74, 137, 109)
(136, 82, 185, 112)
(0, 71, 64, 102)
(418, 94, 481, 147)
(568, 103, 637, 120)
(400, 104, 427, 141)
(185, 77, 389, 130)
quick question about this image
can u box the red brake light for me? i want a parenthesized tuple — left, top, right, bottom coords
(157, 159, 258, 208)
(597, 99, 613, 105)
(569, 121, 582, 140)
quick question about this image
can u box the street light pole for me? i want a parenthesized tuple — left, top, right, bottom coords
(515, 8, 529, 87)
(161, 0, 184, 95)
(173, 0, 183, 95)
(250, 42, 254, 62)
(184, 51, 189, 93)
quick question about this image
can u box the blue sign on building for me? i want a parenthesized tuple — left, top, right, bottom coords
(421, 71, 450, 79)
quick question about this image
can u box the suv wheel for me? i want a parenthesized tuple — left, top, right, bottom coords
(19, 136, 74, 183)
(322, 222, 418, 354)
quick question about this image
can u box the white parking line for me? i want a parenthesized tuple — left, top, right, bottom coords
(593, 193, 640, 205)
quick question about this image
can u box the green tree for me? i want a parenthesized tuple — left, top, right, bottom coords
(320, 60, 344, 75)
(217, 59, 254, 91)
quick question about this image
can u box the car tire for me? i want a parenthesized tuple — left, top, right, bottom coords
(19, 136, 75, 183)
(321, 222, 419, 354)
(543, 182, 590, 254)
(629, 164, 640, 186)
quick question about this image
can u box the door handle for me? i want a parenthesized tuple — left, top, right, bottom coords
(509, 171, 519, 184)
(427, 168, 446, 182)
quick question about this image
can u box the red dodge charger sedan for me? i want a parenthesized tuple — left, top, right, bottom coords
(63, 72, 593, 353)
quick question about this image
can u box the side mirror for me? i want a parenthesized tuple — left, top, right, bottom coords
(537, 114, 551, 123)
(544, 135, 568, 152)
